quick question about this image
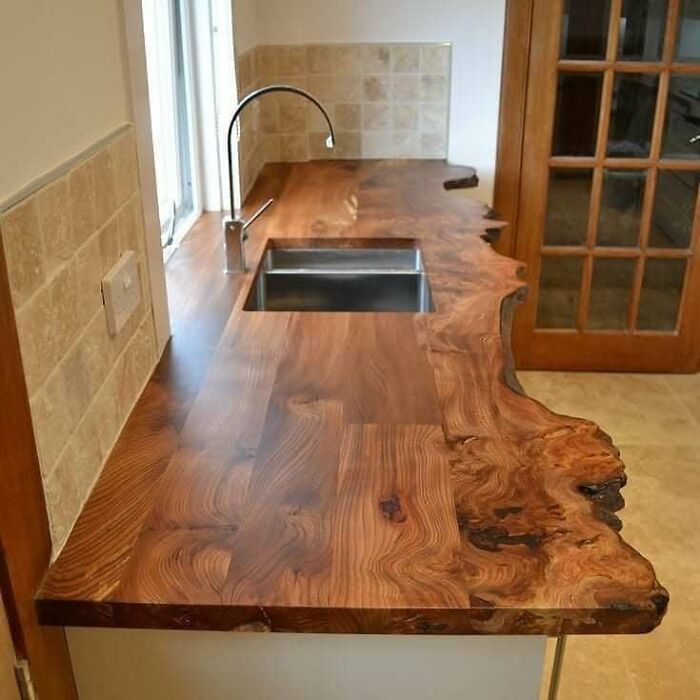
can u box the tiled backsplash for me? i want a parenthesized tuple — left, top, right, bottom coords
(0, 126, 158, 552)
(236, 43, 451, 197)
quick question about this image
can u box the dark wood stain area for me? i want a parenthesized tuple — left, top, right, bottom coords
(37, 161, 667, 635)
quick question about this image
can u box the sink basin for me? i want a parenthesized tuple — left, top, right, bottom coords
(243, 239, 434, 313)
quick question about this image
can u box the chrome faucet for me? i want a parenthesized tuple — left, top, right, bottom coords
(223, 84, 336, 273)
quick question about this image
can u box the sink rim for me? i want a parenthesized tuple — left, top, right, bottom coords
(243, 237, 434, 313)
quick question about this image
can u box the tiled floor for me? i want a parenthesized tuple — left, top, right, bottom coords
(518, 371, 700, 700)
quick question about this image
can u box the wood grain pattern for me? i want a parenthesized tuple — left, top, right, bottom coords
(37, 161, 668, 635)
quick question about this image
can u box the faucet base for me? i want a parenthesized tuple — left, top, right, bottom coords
(223, 218, 246, 273)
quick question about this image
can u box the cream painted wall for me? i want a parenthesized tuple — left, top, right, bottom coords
(0, 0, 131, 203)
(68, 628, 546, 699)
(233, 0, 506, 202)
(231, 0, 260, 55)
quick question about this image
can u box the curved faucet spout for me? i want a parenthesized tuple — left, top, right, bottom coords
(226, 84, 336, 219)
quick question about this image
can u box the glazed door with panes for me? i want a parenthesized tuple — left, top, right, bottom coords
(513, 0, 700, 371)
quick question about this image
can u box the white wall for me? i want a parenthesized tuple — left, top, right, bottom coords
(68, 628, 546, 700)
(237, 0, 506, 203)
(0, 0, 131, 203)
(231, 0, 260, 55)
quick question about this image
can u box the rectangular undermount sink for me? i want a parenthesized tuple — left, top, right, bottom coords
(243, 239, 434, 313)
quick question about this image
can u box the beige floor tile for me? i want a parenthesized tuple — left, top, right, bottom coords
(518, 372, 700, 446)
(539, 636, 640, 700)
(522, 371, 700, 700)
(662, 373, 700, 425)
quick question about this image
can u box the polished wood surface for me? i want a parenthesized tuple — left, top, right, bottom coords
(0, 229, 77, 697)
(38, 161, 667, 635)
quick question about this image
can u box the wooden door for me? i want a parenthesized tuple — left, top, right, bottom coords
(0, 593, 21, 700)
(512, 0, 700, 371)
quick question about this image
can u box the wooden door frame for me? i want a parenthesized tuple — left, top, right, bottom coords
(493, 0, 700, 372)
(493, 0, 535, 261)
(0, 241, 77, 696)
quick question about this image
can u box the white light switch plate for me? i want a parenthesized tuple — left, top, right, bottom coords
(102, 251, 141, 336)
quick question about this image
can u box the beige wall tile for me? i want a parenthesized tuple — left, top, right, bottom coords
(276, 75, 307, 90)
(67, 158, 97, 248)
(237, 41, 450, 170)
(91, 372, 122, 460)
(307, 45, 333, 74)
(420, 102, 448, 133)
(114, 317, 156, 419)
(306, 75, 335, 103)
(392, 130, 420, 158)
(262, 134, 282, 163)
(363, 44, 391, 73)
(260, 96, 279, 133)
(91, 148, 116, 230)
(361, 131, 392, 159)
(280, 133, 309, 162)
(309, 104, 335, 132)
(257, 46, 279, 78)
(335, 104, 361, 131)
(278, 100, 308, 133)
(0, 197, 45, 307)
(333, 44, 362, 75)
(109, 130, 138, 207)
(392, 75, 421, 102)
(308, 132, 335, 160)
(44, 463, 80, 552)
(391, 45, 420, 73)
(334, 132, 361, 159)
(35, 177, 73, 277)
(392, 104, 419, 130)
(333, 75, 362, 103)
(363, 76, 390, 102)
(75, 236, 103, 329)
(31, 365, 82, 477)
(421, 132, 447, 158)
(421, 74, 448, 102)
(362, 103, 391, 131)
(98, 216, 120, 275)
(117, 195, 146, 255)
(421, 44, 450, 74)
(5, 127, 158, 551)
(278, 46, 307, 76)
(68, 411, 106, 501)
(237, 52, 252, 91)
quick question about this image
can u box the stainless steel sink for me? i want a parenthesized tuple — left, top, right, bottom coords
(243, 241, 434, 312)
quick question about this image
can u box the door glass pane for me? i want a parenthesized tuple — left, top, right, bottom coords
(649, 170, 699, 248)
(561, 0, 611, 59)
(619, 0, 667, 61)
(537, 257, 584, 328)
(676, 0, 700, 62)
(661, 76, 700, 160)
(553, 73, 603, 156)
(598, 170, 646, 246)
(545, 169, 593, 245)
(637, 258, 686, 330)
(588, 258, 635, 329)
(607, 74, 659, 157)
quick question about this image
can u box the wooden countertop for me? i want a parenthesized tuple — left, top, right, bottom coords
(37, 161, 668, 635)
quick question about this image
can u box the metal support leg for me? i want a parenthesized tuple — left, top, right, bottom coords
(547, 635, 567, 700)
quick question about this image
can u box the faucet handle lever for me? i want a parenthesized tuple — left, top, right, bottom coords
(242, 198, 275, 231)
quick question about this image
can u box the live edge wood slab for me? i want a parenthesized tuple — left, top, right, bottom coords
(38, 161, 668, 635)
